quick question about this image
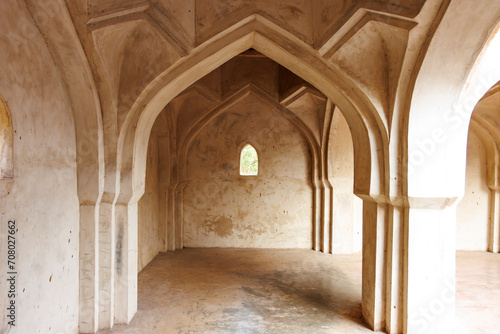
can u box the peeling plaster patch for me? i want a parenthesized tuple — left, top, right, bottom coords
(204, 216, 234, 238)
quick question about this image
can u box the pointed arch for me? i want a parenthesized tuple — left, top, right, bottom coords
(0, 95, 13, 179)
(113, 15, 389, 327)
(240, 144, 259, 176)
(117, 15, 388, 204)
(408, 8, 500, 200)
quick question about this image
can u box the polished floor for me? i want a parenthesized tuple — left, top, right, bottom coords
(455, 251, 500, 334)
(97, 249, 500, 334)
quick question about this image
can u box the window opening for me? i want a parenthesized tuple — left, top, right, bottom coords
(240, 144, 258, 176)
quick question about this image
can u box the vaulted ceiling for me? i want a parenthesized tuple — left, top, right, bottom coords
(62, 0, 433, 136)
(153, 49, 329, 151)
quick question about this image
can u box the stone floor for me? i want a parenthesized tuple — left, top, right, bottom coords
(97, 249, 500, 334)
(455, 251, 500, 334)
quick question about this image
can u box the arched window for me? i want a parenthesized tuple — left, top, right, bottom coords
(0, 95, 13, 179)
(240, 144, 258, 176)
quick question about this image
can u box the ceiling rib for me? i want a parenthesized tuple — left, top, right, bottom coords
(319, 8, 417, 58)
(87, 3, 192, 57)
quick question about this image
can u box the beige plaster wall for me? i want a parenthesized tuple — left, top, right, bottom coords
(328, 110, 363, 254)
(183, 94, 313, 248)
(0, 2, 79, 332)
(138, 130, 163, 271)
(457, 130, 489, 250)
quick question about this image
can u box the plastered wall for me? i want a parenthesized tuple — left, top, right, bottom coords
(0, 2, 79, 332)
(138, 130, 164, 271)
(457, 130, 489, 250)
(183, 94, 313, 248)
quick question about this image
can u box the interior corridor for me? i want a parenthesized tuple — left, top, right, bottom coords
(96, 249, 500, 334)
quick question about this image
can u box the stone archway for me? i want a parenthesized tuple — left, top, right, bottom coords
(3, 1, 500, 333)
(114, 15, 389, 331)
(464, 98, 500, 253)
(74, 5, 500, 333)
(457, 23, 500, 254)
(404, 4, 500, 332)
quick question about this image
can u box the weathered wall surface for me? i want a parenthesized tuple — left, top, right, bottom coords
(457, 130, 489, 250)
(138, 129, 163, 271)
(0, 2, 79, 332)
(328, 109, 363, 254)
(183, 94, 313, 248)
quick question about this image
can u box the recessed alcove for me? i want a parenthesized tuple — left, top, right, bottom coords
(0, 95, 13, 180)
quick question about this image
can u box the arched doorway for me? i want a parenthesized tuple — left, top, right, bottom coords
(114, 17, 388, 331)
(131, 50, 369, 333)
(136, 51, 362, 262)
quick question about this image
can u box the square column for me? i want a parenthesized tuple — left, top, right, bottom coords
(362, 199, 387, 331)
(406, 205, 455, 334)
(98, 202, 114, 329)
(114, 202, 138, 324)
(489, 189, 500, 253)
(79, 204, 99, 333)
(361, 197, 456, 334)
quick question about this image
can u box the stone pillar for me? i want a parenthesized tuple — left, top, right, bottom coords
(98, 200, 114, 329)
(361, 196, 456, 334)
(321, 179, 333, 253)
(175, 182, 185, 249)
(313, 179, 322, 251)
(166, 183, 177, 251)
(361, 198, 387, 331)
(158, 136, 169, 252)
(165, 115, 179, 251)
(405, 204, 455, 334)
(79, 203, 99, 333)
(320, 100, 333, 254)
(318, 152, 333, 254)
(488, 188, 500, 253)
(114, 201, 138, 324)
